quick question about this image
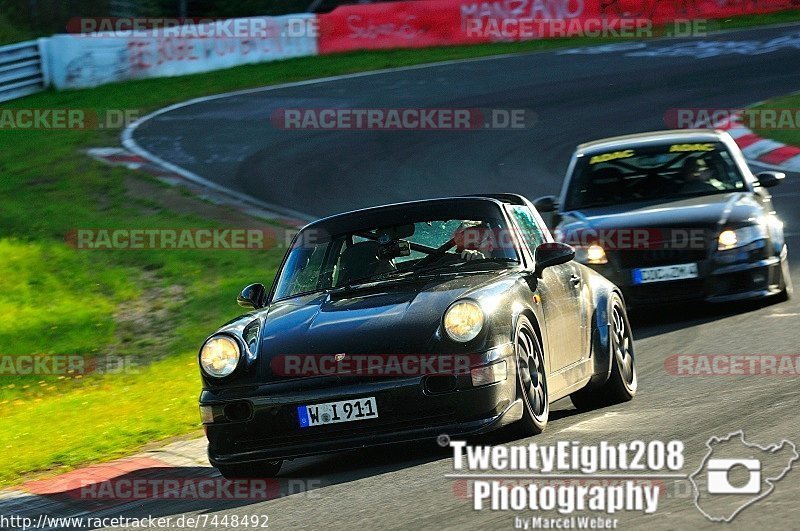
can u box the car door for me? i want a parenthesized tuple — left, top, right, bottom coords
(507, 204, 585, 372)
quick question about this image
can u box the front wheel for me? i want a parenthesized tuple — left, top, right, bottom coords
(777, 253, 793, 302)
(571, 295, 637, 410)
(216, 460, 283, 479)
(514, 315, 549, 436)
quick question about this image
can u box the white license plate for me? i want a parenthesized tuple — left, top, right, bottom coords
(298, 397, 378, 428)
(633, 263, 699, 284)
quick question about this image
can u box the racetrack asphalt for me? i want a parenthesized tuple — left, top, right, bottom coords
(69, 22, 800, 529)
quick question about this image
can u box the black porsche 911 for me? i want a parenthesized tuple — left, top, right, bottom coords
(198, 194, 637, 478)
(535, 130, 793, 308)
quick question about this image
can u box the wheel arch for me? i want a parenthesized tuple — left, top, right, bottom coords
(516, 308, 544, 353)
(586, 279, 625, 388)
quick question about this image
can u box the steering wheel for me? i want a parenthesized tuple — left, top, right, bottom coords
(412, 238, 456, 269)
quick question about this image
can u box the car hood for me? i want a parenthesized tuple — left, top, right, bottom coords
(559, 192, 763, 234)
(254, 272, 505, 377)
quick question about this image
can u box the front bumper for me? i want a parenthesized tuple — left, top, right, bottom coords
(588, 241, 786, 307)
(201, 345, 519, 466)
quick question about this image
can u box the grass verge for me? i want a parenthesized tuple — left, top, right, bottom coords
(2, 11, 799, 487)
(751, 91, 800, 148)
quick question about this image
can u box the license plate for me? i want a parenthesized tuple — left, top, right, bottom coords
(297, 397, 378, 428)
(633, 263, 699, 284)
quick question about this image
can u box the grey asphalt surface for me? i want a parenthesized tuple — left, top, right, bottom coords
(119, 23, 800, 530)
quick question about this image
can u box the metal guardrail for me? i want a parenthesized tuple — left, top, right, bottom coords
(0, 39, 49, 103)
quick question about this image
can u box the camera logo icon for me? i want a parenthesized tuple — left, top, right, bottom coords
(706, 458, 761, 495)
(690, 431, 798, 522)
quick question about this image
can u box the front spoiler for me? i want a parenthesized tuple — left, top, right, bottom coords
(202, 345, 520, 465)
(207, 398, 523, 466)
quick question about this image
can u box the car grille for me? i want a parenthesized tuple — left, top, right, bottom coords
(626, 278, 705, 304)
(616, 249, 708, 269)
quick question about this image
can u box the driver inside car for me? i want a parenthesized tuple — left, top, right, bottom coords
(679, 156, 716, 194)
(453, 221, 496, 261)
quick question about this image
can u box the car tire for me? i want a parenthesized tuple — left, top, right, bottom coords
(571, 294, 637, 410)
(216, 460, 283, 479)
(514, 315, 549, 436)
(777, 253, 793, 302)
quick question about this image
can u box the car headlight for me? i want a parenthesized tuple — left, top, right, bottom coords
(443, 300, 484, 342)
(717, 225, 768, 251)
(575, 244, 608, 265)
(200, 335, 241, 378)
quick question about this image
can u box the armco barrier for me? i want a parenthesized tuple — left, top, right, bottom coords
(0, 40, 50, 103)
(317, 0, 799, 53)
(46, 15, 318, 90)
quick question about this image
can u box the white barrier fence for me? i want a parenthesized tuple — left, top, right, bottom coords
(1, 15, 318, 99)
(46, 15, 318, 90)
(0, 39, 50, 102)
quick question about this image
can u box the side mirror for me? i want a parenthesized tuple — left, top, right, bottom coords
(534, 242, 575, 277)
(756, 171, 785, 188)
(533, 195, 559, 213)
(237, 283, 268, 309)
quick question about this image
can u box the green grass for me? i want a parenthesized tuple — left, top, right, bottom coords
(750, 91, 800, 147)
(0, 13, 38, 45)
(2, 10, 799, 487)
(0, 85, 287, 484)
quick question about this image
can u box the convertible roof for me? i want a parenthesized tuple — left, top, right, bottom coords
(301, 196, 508, 235)
(576, 129, 730, 155)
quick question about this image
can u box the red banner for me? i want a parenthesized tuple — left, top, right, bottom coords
(318, 0, 798, 54)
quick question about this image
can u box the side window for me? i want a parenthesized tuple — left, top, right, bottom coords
(508, 205, 545, 255)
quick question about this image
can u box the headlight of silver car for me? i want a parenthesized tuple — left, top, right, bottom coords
(443, 300, 485, 342)
(199, 335, 241, 378)
(717, 224, 769, 251)
(574, 244, 608, 265)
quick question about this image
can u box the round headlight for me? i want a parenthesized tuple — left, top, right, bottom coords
(200, 335, 241, 378)
(585, 244, 607, 264)
(718, 229, 738, 250)
(444, 300, 485, 342)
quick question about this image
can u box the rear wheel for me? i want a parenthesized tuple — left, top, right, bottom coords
(216, 460, 283, 479)
(571, 295, 637, 410)
(514, 316, 549, 436)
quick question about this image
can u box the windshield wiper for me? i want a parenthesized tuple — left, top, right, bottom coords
(329, 269, 417, 293)
(330, 258, 518, 293)
(413, 257, 518, 275)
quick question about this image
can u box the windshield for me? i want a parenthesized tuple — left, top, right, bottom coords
(564, 141, 747, 210)
(272, 216, 520, 300)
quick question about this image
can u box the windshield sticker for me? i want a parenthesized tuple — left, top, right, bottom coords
(589, 149, 635, 164)
(669, 143, 715, 152)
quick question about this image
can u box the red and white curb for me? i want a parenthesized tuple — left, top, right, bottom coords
(714, 117, 800, 172)
(0, 437, 210, 529)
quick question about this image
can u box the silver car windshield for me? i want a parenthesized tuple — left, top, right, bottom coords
(565, 141, 747, 210)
